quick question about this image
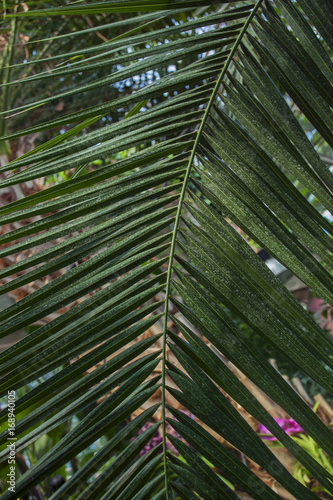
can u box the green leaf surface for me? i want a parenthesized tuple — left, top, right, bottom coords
(1, 2, 332, 499)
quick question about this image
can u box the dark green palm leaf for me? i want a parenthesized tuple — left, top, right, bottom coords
(0, 0, 332, 498)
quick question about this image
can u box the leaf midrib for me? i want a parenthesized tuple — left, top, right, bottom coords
(159, 1, 264, 496)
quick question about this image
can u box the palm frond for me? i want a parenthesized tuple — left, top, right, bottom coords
(0, 0, 332, 499)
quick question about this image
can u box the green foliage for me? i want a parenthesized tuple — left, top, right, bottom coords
(292, 434, 333, 494)
(0, 0, 332, 498)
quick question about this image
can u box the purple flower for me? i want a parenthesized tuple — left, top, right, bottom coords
(135, 411, 196, 456)
(258, 418, 304, 441)
(139, 429, 163, 456)
(131, 423, 163, 456)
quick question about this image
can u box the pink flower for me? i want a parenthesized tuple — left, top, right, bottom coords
(258, 418, 304, 441)
(132, 423, 163, 456)
(135, 411, 196, 456)
(139, 429, 162, 456)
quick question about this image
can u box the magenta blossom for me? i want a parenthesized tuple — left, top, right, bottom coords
(135, 411, 196, 456)
(258, 418, 304, 441)
(133, 423, 163, 456)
